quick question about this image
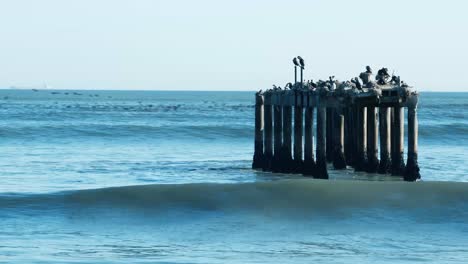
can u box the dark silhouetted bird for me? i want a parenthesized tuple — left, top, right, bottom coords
(293, 57, 299, 66)
(297, 56, 305, 68)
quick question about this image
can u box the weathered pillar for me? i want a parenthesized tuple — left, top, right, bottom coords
(378, 107, 391, 174)
(390, 107, 396, 168)
(293, 90, 303, 172)
(271, 99, 283, 172)
(391, 106, 405, 175)
(303, 93, 316, 176)
(344, 107, 353, 166)
(366, 106, 379, 172)
(326, 108, 334, 162)
(355, 106, 368, 171)
(280, 103, 293, 172)
(316, 104, 328, 179)
(263, 92, 273, 171)
(333, 108, 346, 169)
(252, 92, 264, 169)
(405, 101, 421, 181)
(347, 106, 358, 167)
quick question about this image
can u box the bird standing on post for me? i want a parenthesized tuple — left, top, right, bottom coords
(297, 56, 305, 89)
(293, 57, 300, 86)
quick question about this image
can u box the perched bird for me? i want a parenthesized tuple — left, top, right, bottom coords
(297, 56, 305, 68)
(293, 57, 300, 66)
(309, 79, 317, 88)
(351, 77, 362, 90)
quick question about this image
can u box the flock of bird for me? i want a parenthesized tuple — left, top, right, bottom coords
(258, 57, 409, 95)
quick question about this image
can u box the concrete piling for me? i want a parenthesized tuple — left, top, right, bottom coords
(272, 102, 283, 172)
(344, 107, 353, 166)
(303, 93, 316, 176)
(252, 93, 264, 169)
(391, 106, 405, 175)
(390, 107, 396, 169)
(348, 106, 358, 167)
(293, 91, 304, 172)
(355, 106, 368, 171)
(405, 103, 421, 181)
(316, 104, 328, 179)
(333, 109, 346, 169)
(263, 92, 273, 171)
(378, 107, 391, 174)
(326, 108, 334, 163)
(366, 106, 379, 172)
(280, 104, 293, 172)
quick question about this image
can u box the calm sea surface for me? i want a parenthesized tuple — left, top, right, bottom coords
(0, 90, 467, 263)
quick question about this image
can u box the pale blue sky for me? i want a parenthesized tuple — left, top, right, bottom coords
(0, 0, 466, 91)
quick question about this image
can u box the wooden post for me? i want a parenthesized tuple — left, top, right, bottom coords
(405, 103, 421, 181)
(378, 107, 391, 174)
(333, 108, 346, 169)
(272, 100, 283, 172)
(263, 92, 273, 171)
(316, 104, 328, 179)
(391, 106, 405, 175)
(366, 106, 379, 172)
(355, 106, 368, 171)
(303, 93, 315, 176)
(293, 91, 303, 172)
(252, 92, 264, 169)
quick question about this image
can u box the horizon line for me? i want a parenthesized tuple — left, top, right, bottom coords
(0, 88, 467, 93)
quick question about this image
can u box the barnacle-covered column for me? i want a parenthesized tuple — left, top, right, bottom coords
(366, 106, 379, 172)
(333, 108, 346, 169)
(272, 92, 283, 172)
(391, 106, 405, 175)
(390, 107, 396, 169)
(303, 92, 316, 176)
(347, 106, 358, 167)
(252, 92, 264, 169)
(280, 93, 293, 173)
(326, 108, 334, 162)
(344, 106, 353, 166)
(378, 107, 391, 173)
(263, 91, 273, 171)
(355, 106, 368, 171)
(405, 94, 421, 181)
(293, 90, 304, 172)
(316, 97, 328, 179)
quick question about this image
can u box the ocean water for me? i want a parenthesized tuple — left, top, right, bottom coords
(0, 90, 467, 263)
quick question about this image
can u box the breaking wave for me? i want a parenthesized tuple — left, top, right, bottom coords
(2, 180, 468, 216)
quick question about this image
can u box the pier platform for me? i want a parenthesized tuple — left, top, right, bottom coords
(252, 61, 421, 181)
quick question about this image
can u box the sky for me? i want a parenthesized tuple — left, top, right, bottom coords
(0, 0, 466, 91)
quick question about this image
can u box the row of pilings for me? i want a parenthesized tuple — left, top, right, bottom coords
(252, 88, 421, 181)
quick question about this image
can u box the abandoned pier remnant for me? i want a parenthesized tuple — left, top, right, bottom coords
(252, 59, 421, 181)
